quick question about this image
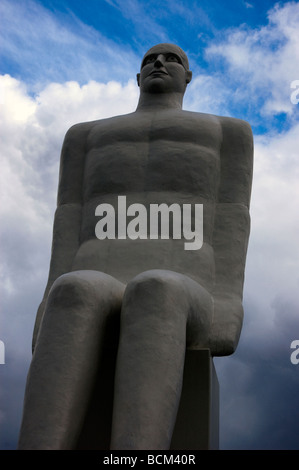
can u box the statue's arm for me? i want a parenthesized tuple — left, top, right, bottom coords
(32, 122, 90, 350)
(209, 117, 254, 356)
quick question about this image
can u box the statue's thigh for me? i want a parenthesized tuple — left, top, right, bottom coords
(122, 269, 213, 348)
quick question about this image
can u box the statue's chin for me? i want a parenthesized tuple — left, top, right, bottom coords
(146, 79, 168, 94)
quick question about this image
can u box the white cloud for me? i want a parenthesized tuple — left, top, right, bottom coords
(34, 79, 139, 133)
(184, 74, 230, 115)
(206, 2, 299, 117)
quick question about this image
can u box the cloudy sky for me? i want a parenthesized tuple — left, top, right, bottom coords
(1, 0, 299, 450)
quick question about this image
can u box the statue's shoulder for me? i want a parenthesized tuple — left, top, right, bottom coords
(61, 121, 96, 156)
(184, 110, 252, 136)
(64, 118, 104, 140)
(65, 112, 137, 140)
(189, 111, 253, 160)
(218, 114, 253, 138)
(218, 115, 253, 164)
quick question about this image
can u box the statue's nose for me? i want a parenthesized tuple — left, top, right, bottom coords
(154, 54, 165, 67)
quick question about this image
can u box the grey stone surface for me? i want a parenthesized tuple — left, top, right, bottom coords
(18, 43, 253, 450)
(170, 349, 219, 450)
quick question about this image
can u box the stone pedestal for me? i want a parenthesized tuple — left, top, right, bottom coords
(76, 348, 219, 450)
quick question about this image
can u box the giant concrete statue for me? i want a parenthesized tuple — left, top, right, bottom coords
(18, 43, 253, 450)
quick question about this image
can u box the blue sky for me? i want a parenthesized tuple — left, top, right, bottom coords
(0, 0, 299, 450)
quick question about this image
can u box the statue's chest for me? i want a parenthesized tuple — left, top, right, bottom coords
(83, 113, 221, 200)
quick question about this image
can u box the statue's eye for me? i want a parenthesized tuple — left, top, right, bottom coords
(144, 55, 156, 65)
(166, 55, 179, 63)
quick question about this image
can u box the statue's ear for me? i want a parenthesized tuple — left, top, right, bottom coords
(137, 73, 140, 87)
(186, 70, 192, 84)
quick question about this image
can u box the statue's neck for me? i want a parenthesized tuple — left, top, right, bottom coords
(136, 92, 184, 111)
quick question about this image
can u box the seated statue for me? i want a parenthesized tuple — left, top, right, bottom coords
(18, 43, 253, 450)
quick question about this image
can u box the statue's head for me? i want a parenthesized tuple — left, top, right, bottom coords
(137, 43, 192, 95)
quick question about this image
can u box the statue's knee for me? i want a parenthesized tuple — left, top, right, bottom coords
(123, 269, 189, 317)
(126, 269, 179, 295)
(47, 270, 124, 313)
(47, 272, 94, 309)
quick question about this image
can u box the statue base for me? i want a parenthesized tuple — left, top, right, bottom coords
(76, 348, 219, 450)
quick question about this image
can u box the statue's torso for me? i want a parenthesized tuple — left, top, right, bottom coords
(71, 109, 222, 290)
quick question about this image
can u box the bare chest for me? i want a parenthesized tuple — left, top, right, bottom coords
(83, 111, 222, 201)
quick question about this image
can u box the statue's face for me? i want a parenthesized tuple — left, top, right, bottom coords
(137, 44, 192, 94)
